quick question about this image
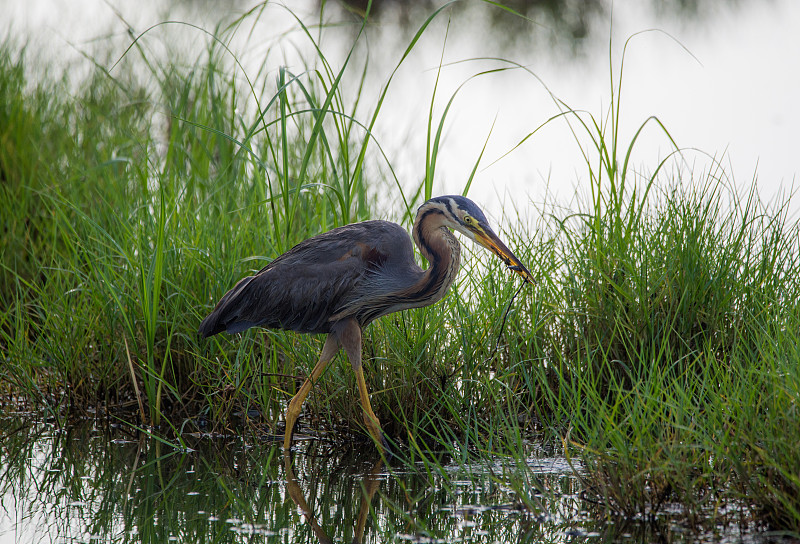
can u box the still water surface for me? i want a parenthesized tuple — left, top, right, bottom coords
(0, 420, 585, 543)
(0, 419, 769, 543)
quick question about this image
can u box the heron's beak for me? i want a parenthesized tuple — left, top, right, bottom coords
(474, 226, 535, 284)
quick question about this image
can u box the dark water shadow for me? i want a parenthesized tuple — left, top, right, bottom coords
(327, 0, 747, 57)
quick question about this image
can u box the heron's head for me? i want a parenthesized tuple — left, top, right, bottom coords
(422, 195, 535, 284)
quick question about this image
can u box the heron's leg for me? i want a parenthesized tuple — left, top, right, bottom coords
(284, 333, 339, 450)
(338, 319, 388, 454)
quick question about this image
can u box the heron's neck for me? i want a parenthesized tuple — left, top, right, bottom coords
(412, 215, 461, 305)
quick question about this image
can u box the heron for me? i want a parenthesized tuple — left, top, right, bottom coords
(198, 195, 533, 453)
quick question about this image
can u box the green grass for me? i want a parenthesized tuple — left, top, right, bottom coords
(1, 3, 799, 535)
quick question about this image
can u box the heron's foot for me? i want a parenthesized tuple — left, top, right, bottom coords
(363, 417, 391, 459)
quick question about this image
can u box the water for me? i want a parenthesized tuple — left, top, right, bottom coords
(0, 420, 586, 543)
(0, 419, 773, 543)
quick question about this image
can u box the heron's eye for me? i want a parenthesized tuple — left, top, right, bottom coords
(463, 215, 474, 225)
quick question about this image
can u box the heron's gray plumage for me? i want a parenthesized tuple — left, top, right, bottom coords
(199, 220, 425, 336)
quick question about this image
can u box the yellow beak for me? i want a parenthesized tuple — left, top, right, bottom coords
(475, 227, 535, 285)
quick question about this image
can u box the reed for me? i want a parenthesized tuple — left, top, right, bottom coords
(505, 34, 800, 530)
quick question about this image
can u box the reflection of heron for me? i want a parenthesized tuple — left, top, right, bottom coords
(284, 450, 383, 544)
(199, 195, 533, 453)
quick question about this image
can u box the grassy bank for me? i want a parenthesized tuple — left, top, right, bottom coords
(1, 3, 799, 535)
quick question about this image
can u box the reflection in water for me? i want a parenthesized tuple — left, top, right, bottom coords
(0, 419, 765, 543)
(0, 420, 591, 543)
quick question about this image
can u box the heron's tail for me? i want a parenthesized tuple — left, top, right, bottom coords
(198, 310, 226, 338)
(198, 275, 259, 338)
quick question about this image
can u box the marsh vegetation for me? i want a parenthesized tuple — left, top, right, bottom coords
(1, 1, 799, 541)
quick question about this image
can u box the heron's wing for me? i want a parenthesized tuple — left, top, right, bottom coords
(198, 220, 419, 336)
